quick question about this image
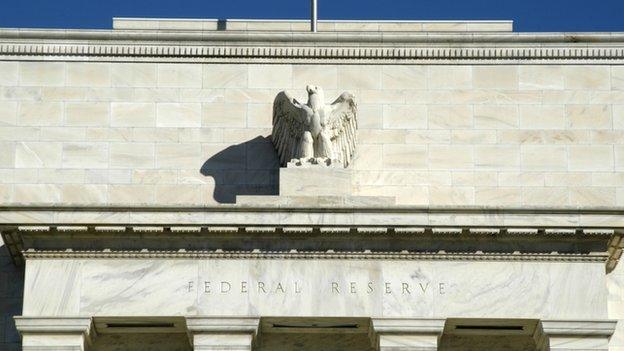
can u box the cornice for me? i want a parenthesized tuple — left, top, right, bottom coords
(1, 29, 624, 63)
(21, 249, 608, 263)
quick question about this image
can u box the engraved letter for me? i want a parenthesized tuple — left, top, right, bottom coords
(295, 282, 302, 294)
(332, 282, 340, 294)
(276, 283, 286, 293)
(350, 282, 357, 294)
(367, 282, 374, 294)
(187, 281, 194, 292)
(204, 281, 211, 293)
(402, 283, 411, 295)
(221, 281, 231, 293)
(439, 283, 446, 295)
(419, 282, 430, 293)
(385, 282, 392, 294)
(241, 281, 248, 293)
(258, 281, 267, 293)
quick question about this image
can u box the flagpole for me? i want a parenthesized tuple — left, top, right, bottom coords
(311, 0, 317, 32)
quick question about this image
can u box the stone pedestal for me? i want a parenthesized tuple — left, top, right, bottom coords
(237, 162, 397, 205)
(14, 317, 93, 351)
(279, 163, 352, 197)
(186, 317, 259, 351)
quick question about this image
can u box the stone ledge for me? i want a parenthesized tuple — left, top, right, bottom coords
(112, 18, 513, 33)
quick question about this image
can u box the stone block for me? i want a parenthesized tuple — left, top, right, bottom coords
(247, 104, 272, 127)
(111, 103, 156, 127)
(19, 62, 64, 86)
(293, 65, 337, 90)
(358, 104, 383, 129)
(428, 145, 473, 170)
(279, 165, 353, 196)
(521, 145, 567, 171)
(613, 66, 624, 90)
(111, 63, 157, 87)
(157, 63, 202, 88)
(405, 130, 450, 144)
(359, 130, 407, 144)
(37, 169, 85, 184)
(156, 184, 203, 204)
(429, 186, 475, 206)
(203, 64, 248, 88)
(564, 65, 611, 90)
(156, 103, 201, 127)
(65, 102, 110, 126)
(0, 102, 17, 127)
(0, 184, 12, 202)
(0, 62, 18, 86)
(523, 187, 569, 206)
(15, 142, 62, 168)
(248, 64, 293, 88)
(382, 65, 427, 89)
(382, 105, 427, 129)
(474, 145, 519, 170)
(475, 187, 522, 206)
(18, 102, 63, 126)
(568, 145, 614, 171)
(13, 184, 62, 203)
(614, 105, 624, 130)
(473, 66, 518, 89)
(110, 143, 155, 169)
(451, 130, 496, 144)
(519, 65, 564, 90)
(66, 62, 111, 87)
(519, 105, 565, 129)
(62, 143, 109, 169)
(617, 146, 624, 171)
(155, 143, 202, 169)
(109, 184, 155, 204)
(566, 105, 611, 129)
(569, 187, 615, 207)
(474, 105, 518, 129)
(337, 65, 381, 90)
(428, 66, 472, 89)
(428, 105, 473, 129)
(360, 89, 405, 104)
(499, 172, 544, 186)
(351, 144, 383, 170)
(382, 144, 427, 169)
(61, 184, 107, 204)
(0, 142, 15, 167)
(452, 171, 497, 186)
(201, 103, 246, 128)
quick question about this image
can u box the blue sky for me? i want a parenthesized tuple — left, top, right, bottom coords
(0, 0, 622, 32)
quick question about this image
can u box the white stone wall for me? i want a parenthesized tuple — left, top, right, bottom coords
(0, 237, 23, 351)
(608, 263, 624, 351)
(1, 61, 623, 206)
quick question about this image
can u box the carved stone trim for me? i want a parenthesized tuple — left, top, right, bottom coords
(2, 43, 624, 63)
(21, 249, 608, 263)
(14, 317, 93, 334)
(541, 320, 617, 337)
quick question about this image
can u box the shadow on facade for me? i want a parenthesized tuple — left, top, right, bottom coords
(200, 136, 279, 203)
(0, 242, 23, 350)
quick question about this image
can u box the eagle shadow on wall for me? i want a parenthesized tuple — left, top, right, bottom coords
(200, 136, 279, 203)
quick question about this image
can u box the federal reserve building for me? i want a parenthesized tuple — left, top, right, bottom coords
(2, 16, 624, 351)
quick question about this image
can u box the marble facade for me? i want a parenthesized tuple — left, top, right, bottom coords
(1, 17, 624, 350)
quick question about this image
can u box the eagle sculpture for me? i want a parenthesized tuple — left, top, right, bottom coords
(271, 85, 357, 168)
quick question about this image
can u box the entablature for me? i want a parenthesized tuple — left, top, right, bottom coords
(1, 206, 622, 271)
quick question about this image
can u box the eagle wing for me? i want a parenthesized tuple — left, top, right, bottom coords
(327, 92, 358, 167)
(272, 91, 309, 166)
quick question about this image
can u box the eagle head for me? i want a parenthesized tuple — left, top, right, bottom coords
(306, 85, 325, 111)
